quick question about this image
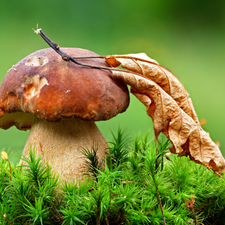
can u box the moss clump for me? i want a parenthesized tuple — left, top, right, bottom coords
(1, 129, 225, 224)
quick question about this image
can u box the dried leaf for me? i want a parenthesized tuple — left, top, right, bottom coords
(184, 195, 195, 212)
(215, 141, 220, 148)
(200, 119, 206, 126)
(121, 180, 134, 185)
(111, 70, 225, 174)
(105, 55, 121, 67)
(108, 53, 199, 124)
(1, 151, 8, 161)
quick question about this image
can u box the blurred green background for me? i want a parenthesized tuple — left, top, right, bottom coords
(1, 0, 225, 162)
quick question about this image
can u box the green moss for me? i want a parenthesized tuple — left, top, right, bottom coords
(1, 129, 225, 224)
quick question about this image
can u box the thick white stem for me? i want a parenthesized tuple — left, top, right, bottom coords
(22, 116, 108, 182)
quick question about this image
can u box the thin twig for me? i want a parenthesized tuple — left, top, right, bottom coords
(35, 29, 115, 70)
(106, 200, 111, 225)
(6, 159, 12, 181)
(34, 28, 151, 79)
(72, 55, 173, 78)
(152, 174, 166, 225)
(0, 212, 13, 225)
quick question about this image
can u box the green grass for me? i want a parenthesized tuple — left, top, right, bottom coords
(1, 129, 225, 225)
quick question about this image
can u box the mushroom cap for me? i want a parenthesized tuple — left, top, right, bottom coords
(0, 48, 129, 130)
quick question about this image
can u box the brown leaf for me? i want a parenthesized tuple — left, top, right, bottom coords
(111, 70, 225, 174)
(1, 151, 8, 161)
(200, 119, 206, 126)
(121, 180, 134, 185)
(105, 55, 121, 67)
(184, 195, 195, 212)
(215, 141, 220, 148)
(87, 186, 97, 192)
(108, 53, 199, 125)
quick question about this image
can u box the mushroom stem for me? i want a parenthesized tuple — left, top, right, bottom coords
(22, 116, 108, 182)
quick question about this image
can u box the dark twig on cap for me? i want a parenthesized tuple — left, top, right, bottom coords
(34, 28, 146, 79)
(35, 29, 112, 70)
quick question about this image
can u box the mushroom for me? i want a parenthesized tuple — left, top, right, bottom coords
(0, 48, 129, 181)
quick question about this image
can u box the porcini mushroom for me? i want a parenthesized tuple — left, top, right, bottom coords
(0, 48, 129, 181)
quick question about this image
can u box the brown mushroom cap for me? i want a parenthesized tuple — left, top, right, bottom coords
(0, 48, 129, 130)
